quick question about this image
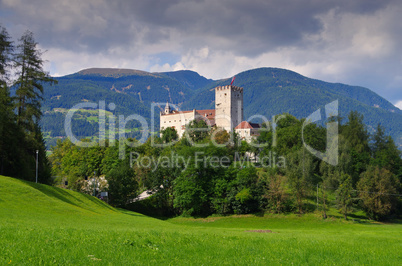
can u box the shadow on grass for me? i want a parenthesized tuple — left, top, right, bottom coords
(116, 208, 146, 217)
(24, 181, 115, 213)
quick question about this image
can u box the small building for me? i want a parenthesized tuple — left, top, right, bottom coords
(234, 121, 261, 142)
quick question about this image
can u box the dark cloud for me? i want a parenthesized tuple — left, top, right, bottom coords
(0, 0, 401, 103)
(108, 0, 397, 55)
(1, 0, 395, 55)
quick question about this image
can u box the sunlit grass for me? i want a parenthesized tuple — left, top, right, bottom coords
(1, 175, 401, 264)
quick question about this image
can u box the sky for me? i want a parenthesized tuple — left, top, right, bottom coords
(1, 0, 402, 108)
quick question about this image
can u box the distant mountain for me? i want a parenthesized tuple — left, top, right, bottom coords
(41, 68, 214, 147)
(158, 70, 214, 91)
(40, 67, 402, 149)
(182, 68, 402, 148)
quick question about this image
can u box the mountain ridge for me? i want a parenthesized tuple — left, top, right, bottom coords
(40, 67, 402, 149)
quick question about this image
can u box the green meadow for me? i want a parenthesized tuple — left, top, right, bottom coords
(1, 175, 401, 265)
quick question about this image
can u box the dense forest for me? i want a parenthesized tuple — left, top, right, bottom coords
(50, 112, 402, 221)
(0, 26, 56, 183)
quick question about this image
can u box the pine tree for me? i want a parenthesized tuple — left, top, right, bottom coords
(0, 26, 12, 83)
(14, 30, 57, 131)
(0, 25, 21, 176)
(343, 111, 370, 185)
(370, 124, 402, 181)
(12, 30, 57, 183)
(336, 173, 354, 220)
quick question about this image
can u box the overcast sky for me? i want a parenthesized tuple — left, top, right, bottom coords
(1, 0, 401, 108)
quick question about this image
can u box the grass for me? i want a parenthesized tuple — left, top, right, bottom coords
(1, 175, 401, 265)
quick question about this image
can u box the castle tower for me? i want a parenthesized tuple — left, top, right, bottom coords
(215, 85, 243, 132)
(164, 102, 172, 115)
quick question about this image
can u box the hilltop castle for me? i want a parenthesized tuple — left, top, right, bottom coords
(160, 85, 260, 142)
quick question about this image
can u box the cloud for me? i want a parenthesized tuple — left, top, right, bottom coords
(395, 101, 402, 110)
(1, 0, 401, 103)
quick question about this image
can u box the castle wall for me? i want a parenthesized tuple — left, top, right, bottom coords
(160, 110, 195, 138)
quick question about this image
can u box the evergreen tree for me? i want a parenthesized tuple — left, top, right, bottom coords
(343, 111, 370, 185)
(14, 30, 57, 130)
(286, 148, 314, 214)
(12, 30, 57, 183)
(370, 124, 402, 181)
(336, 173, 354, 220)
(371, 124, 387, 155)
(0, 26, 12, 83)
(0, 26, 24, 177)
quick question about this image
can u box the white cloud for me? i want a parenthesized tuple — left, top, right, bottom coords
(395, 100, 402, 110)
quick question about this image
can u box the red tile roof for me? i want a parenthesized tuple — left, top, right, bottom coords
(196, 109, 215, 118)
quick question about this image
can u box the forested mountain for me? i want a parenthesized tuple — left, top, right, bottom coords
(182, 68, 402, 148)
(40, 68, 212, 146)
(40, 67, 402, 149)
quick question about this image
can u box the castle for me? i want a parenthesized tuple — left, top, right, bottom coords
(160, 85, 260, 142)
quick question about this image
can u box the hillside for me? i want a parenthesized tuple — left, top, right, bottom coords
(40, 67, 402, 149)
(41, 68, 214, 147)
(182, 68, 402, 148)
(1, 175, 401, 264)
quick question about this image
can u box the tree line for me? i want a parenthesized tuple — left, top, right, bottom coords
(0, 25, 56, 183)
(50, 113, 401, 221)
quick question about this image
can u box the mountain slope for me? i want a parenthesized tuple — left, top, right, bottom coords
(41, 68, 214, 146)
(40, 67, 402, 149)
(182, 68, 402, 148)
(159, 70, 214, 91)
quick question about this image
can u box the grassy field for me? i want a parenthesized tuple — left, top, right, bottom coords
(1, 175, 401, 265)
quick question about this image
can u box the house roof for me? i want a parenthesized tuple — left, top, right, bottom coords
(195, 109, 215, 126)
(195, 109, 215, 118)
(235, 121, 260, 129)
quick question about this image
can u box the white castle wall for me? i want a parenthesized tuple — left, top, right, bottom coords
(160, 110, 196, 138)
